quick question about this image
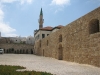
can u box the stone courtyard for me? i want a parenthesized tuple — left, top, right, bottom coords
(0, 54, 100, 75)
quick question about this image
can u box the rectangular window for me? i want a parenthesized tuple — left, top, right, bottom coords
(42, 34, 45, 38)
(38, 35, 39, 39)
(89, 19, 99, 34)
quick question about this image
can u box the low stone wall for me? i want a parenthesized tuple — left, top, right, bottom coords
(0, 43, 34, 54)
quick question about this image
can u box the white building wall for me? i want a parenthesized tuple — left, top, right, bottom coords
(34, 31, 40, 42)
(40, 30, 51, 39)
(52, 28, 59, 33)
(34, 30, 51, 42)
(26, 36, 34, 45)
(9, 37, 21, 43)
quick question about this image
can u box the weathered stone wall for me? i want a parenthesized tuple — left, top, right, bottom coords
(34, 7, 100, 67)
(0, 43, 34, 54)
(0, 38, 11, 44)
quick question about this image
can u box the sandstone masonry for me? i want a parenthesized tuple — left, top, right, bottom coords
(34, 7, 100, 67)
(0, 38, 34, 54)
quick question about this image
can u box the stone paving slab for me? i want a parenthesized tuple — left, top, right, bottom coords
(0, 54, 100, 75)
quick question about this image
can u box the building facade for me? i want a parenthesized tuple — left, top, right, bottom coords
(26, 35, 34, 44)
(34, 8, 63, 43)
(34, 7, 100, 67)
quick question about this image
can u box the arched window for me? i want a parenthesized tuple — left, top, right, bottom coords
(89, 19, 99, 34)
(59, 34, 62, 42)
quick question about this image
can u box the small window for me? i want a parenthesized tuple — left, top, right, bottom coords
(89, 19, 99, 34)
(16, 40, 17, 41)
(36, 35, 39, 40)
(47, 40, 48, 46)
(38, 35, 39, 39)
(59, 35, 62, 42)
(42, 34, 45, 38)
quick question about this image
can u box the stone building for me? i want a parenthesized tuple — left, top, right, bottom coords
(0, 36, 34, 54)
(34, 8, 63, 43)
(9, 37, 21, 43)
(34, 7, 100, 67)
(26, 35, 34, 45)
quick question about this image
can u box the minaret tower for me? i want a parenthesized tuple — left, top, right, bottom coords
(38, 8, 44, 29)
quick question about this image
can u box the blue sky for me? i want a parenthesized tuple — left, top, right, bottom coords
(0, 0, 100, 37)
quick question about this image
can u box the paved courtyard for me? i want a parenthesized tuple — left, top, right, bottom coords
(0, 54, 100, 75)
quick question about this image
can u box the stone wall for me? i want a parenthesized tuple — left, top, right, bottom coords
(0, 37, 34, 54)
(0, 43, 34, 54)
(34, 7, 100, 67)
(0, 38, 11, 44)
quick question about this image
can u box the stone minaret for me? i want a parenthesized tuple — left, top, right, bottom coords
(38, 8, 44, 29)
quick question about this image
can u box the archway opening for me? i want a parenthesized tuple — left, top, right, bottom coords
(58, 44, 63, 60)
(43, 49, 44, 56)
(89, 19, 99, 34)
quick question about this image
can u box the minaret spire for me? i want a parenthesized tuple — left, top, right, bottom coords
(38, 8, 44, 29)
(40, 8, 43, 15)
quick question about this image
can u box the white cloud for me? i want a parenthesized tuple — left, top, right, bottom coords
(50, 0, 71, 13)
(0, 23, 16, 33)
(51, 0, 70, 6)
(0, 22, 18, 37)
(5, 33, 18, 37)
(86, 0, 100, 5)
(0, 0, 33, 37)
(0, 0, 33, 4)
(0, 8, 18, 37)
(20, 0, 33, 4)
(0, 8, 4, 21)
(0, 0, 17, 3)
(54, 8, 62, 13)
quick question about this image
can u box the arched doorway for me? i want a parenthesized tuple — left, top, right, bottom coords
(31, 49, 33, 54)
(43, 49, 44, 56)
(26, 49, 28, 54)
(17, 50, 19, 54)
(23, 50, 25, 54)
(4, 49, 5, 53)
(20, 50, 22, 54)
(58, 44, 63, 60)
(7, 49, 8, 53)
